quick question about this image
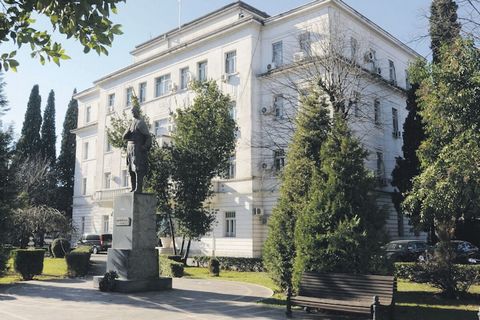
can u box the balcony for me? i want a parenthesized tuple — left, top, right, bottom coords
(94, 188, 130, 206)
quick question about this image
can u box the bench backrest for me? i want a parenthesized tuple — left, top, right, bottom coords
(298, 272, 396, 306)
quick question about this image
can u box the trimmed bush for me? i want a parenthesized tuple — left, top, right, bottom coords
(167, 255, 183, 263)
(209, 258, 220, 276)
(99, 271, 118, 292)
(51, 238, 71, 258)
(65, 252, 91, 277)
(13, 249, 45, 280)
(160, 255, 184, 277)
(193, 256, 265, 272)
(0, 248, 10, 276)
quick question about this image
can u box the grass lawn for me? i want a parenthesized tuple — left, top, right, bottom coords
(0, 257, 67, 285)
(184, 267, 480, 319)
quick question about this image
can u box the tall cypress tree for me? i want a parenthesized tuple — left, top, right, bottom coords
(16, 85, 42, 160)
(41, 90, 56, 164)
(430, 0, 461, 62)
(56, 89, 78, 218)
(263, 88, 330, 313)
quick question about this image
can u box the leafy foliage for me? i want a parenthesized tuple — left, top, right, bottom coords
(55, 89, 78, 218)
(15, 84, 42, 161)
(159, 255, 184, 278)
(209, 258, 220, 276)
(0, 0, 124, 71)
(294, 116, 386, 286)
(99, 270, 118, 291)
(40, 90, 56, 164)
(0, 124, 16, 244)
(430, 0, 461, 63)
(13, 249, 45, 280)
(65, 252, 91, 277)
(51, 238, 70, 258)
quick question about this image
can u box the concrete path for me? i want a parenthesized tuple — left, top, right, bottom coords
(0, 255, 363, 320)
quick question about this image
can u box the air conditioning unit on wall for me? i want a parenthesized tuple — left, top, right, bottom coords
(252, 207, 264, 216)
(267, 62, 277, 71)
(293, 51, 305, 62)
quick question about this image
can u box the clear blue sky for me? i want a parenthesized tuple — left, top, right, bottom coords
(1, 0, 431, 145)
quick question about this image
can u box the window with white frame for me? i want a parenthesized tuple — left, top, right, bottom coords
(228, 101, 236, 120)
(154, 118, 169, 137)
(155, 74, 171, 97)
(350, 37, 358, 60)
(374, 99, 381, 125)
(225, 211, 236, 237)
(298, 31, 311, 56)
(105, 137, 112, 152)
(126, 87, 133, 107)
(139, 82, 147, 103)
(85, 106, 92, 123)
(405, 69, 411, 90)
(83, 141, 89, 160)
(227, 155, 236, 179)
(376, 151, 385, 178)
(388, 60, 397, 84)
(102, 215, 109, 233)
(274, 149, 285, 171)
(272, 41, 283, 66)
(107, 94, 115, 112)
(180, 67, 189, 90)
(104, 172, 111, 189)
(225, 51, 236, 74)
(122, 169, 129, 187)
(274, 95, 284, 119)
(198, 61, 208, 81)
(392, 108, 399, 136)
(82, 177, 87, 195)
(367, 48, 377, 71)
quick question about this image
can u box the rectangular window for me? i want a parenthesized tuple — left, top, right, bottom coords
(228, 101, 236, 120)
(274, 95, 284, 120)
(85, 106, 91, 123)
(139, 82, 147, 103)
(122, 170, 129, 187)
(180, 67, 189, 90)
(376, 151, 384, 178)
(107, 94, 115, 112)
(225, 211, 236, 237)
(155, 74, 171, 97)
(82, 177, 87, 196)
(272, 41, 283, 66)
(350, 37, 358, 60)
(83, 142, 89, 160)
(299, 32, 311, 56)
(392, 108, 399, 136)
(104, 172, 111, 189)
(389, 60, 397, 84)
(352, 91, 360, 117)
(102, 215, 109, 233)
(154, 118, 169, 137)
(198, 61, 208, 82)
(227, 156, 236, 179)
(81, 216, 85, 235)
(367, 49, 377, 72)
(126, 87, 133, 107)
(274, 149, 285, 171)
(225, 51, 236, 74)
(405, 69, 412, 90)
(374, 99, 381, 125)
(105, 138, 112, 152)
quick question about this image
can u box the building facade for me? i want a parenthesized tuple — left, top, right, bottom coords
(72, 0, 424, 258)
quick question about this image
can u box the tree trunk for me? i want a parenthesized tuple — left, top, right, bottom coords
(167, 212, 177, 255)
(179, 235, 185, 256)
(286, 285, 292, 317)
(183, 238, 191, 265)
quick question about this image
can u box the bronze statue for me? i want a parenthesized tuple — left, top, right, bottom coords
(123, 105, 151, 193)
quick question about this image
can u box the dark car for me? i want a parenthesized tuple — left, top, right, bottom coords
(434, 240, 480, 264)
(384, 240, 428, 262)
(77, 233, 112, 254)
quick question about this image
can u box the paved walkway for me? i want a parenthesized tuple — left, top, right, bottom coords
(0, 255, 363, 320)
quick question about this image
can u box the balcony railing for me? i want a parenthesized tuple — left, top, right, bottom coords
(94, 187, 130, 205)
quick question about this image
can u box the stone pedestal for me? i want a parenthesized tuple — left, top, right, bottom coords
(95, 193, 172, 293)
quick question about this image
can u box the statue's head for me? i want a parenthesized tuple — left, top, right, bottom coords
(131, 105, 141, 119)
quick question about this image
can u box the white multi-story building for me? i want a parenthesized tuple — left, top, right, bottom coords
(72, 0, 424, 258)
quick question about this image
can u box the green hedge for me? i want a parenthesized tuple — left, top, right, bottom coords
(395, 262, 480, 284)
(0, 248, 10, 276)
(51, 238, 71, 258)
(71, 246, 92, 253)
(209, 258, 220, 276)
(13, 249, 45, 280)
(65, 252, 91, 277)
(160, 255, 184, 277)
(193, 256, 264, 272)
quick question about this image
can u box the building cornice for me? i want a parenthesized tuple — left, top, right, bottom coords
(71, 121, 98, 135)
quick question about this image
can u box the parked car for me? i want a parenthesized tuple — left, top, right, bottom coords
(422, 240, 480, 264)
(383, 240, 428, 262)
(77, 233, 112, 254)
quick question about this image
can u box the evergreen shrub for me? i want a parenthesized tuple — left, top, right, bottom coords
(208, 258, 220, 276)
(160, 255, 184, 277)
(65, 252, 91, 277)
(13, 249, 44, 280)
(0, 248, 10, 275)
(51, 238, 71, 258)
(193, 256, 264, 272)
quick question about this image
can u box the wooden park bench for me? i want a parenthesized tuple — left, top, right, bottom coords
(290, 272, 396, 319)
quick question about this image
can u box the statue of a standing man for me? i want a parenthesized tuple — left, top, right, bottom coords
(123, 105, 151, 193)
